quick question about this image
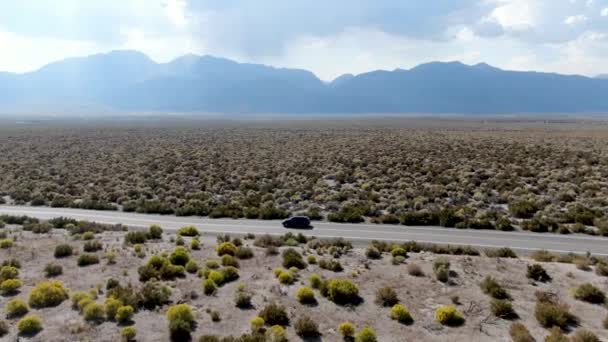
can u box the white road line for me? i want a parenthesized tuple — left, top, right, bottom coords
(35, 219, 607, 256)
(1, 210, 594, 246)
(2, 207, 606, 242)
(2, 206, 608, 255)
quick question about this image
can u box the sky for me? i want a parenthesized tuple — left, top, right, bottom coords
(1, 0, 608, 80)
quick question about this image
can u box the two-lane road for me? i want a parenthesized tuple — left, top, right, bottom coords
(1, 205, 607, 256)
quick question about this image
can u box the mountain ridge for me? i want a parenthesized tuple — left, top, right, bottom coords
(1, 50, 607, 114)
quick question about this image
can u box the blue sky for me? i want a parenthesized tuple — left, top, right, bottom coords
(1, 0, 608, 80)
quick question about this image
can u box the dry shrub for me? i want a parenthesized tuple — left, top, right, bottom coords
(509, 322, 535, 342)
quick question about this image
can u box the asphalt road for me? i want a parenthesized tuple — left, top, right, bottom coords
(1, 205, 607, 256)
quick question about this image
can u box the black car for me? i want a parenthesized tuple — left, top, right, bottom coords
(282, 216, 312, 229)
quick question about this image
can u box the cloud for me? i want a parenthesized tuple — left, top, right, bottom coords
(1, 0, 608, 78)
(0, 1, 188, 44)
(165, 0, 188, 28)
(475, 0, 608, 43)
(486, 0, 538, 32)
(183, 0, 490, 57)
(564, 14, 588, 25)
(270, 26, 537, 80)
(0, 30, 104, 73)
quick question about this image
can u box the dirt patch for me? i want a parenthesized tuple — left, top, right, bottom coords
(0, 225, 607, 341)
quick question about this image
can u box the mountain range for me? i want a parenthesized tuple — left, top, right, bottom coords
(1, 50, 608, 115)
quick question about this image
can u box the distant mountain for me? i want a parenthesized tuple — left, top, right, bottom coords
(597, 74, 608, 80)
(327, 62, 608, 113)
(329, 73, 355, 87)
(1, 50, 608, 114)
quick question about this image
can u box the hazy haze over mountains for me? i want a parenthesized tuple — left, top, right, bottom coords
(1, 50, 608, 115)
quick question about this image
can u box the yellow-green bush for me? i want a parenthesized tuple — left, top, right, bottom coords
(71, 291, 94, 310)
(185, 260, 199, 273)
(221, 266, 240, 282)
(190, 239, 200, 250)
(83, 302, 105, 322)
(250, 316, 265, 332)
(140, 280, 171, 309)
(82, 232, 95, 240)
(390, 247, 407, 258)
(77, 297, 94, 313)
(178, 225, 199, 237)
(355, 326, 377, 342)
(282, 248, 307, 269)
(0, 239, 13, 249)
(169, 247, 190, 266)
(266, 325, 287, 342)
(5, 298, 29, 318)
(28, 280, 69, 308)
(390, 304, 413, 324)
(273, 268, 283, 278)
(106, 251, 117, 264)
(296, 287, 316, 304)
(207, 270, 225, 286)
(203, 279, 217, 296)
(325, 279, 359, 304)
(121, 326, 137, 342)
(0, 278, 23, 295)
(309, 274, 322, 289)
(217, 242, 237, 256)
(278, 271, 294, 285)
(138, 255, 185, 281)
(166, 304, 196, 337)
(435, 305, 465, 326)
(221, 254, 239, 268)
(17, 314, 42, 335)
(205, 259, 220, 269)
(54, 244, 73, 258)
(149, 224, 163, 239)
(116, 305, 134, 323)
(338, 321, 355, 338)
(0, 265, 19, 282)
(104, 298, 123, 321)
(77, 253, 99, 266)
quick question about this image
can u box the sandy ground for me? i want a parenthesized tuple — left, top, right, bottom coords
(0, 225, 607, 342)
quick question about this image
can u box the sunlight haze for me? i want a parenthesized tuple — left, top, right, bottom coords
(1, 0, 608, 80)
